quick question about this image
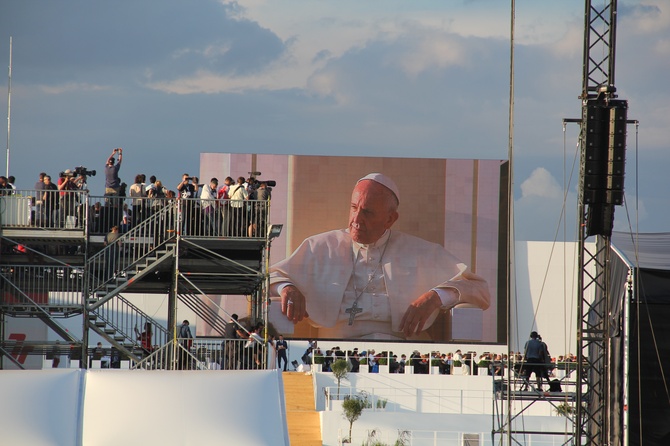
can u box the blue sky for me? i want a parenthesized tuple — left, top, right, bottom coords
(1, 0, 668, 240)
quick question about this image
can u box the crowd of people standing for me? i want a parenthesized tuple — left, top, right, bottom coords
(2, 148, 273, 239)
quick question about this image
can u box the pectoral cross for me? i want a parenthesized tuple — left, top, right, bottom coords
(345, 301, 363, 325)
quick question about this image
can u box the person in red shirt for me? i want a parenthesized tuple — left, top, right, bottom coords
(134, 322, 153, 358)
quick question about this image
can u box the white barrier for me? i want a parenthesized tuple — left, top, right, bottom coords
(0, 369, 289, 446)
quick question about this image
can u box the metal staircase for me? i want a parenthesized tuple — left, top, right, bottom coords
(1, 193, 271, 370)
(177, 293, 228, 337)
(88, 293, 169, 361)
(84, 205, 178, 360)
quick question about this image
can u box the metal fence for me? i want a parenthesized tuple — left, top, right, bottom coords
(124, 338, 271, 371)
(1, 190, 271, 239)
(0, 264, 86, 311)
(324, 386, 491, 414)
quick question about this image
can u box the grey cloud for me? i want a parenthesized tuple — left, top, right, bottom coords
(618, 3, 661, 17)
(0, 0, 288, 85)
(313, 49, 333, 64)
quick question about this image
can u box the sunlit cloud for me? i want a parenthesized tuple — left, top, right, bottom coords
(520, 167, 564, 199)
(38, 83, 110, 95)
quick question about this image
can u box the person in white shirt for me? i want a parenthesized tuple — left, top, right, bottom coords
(199, 177, 220, 236)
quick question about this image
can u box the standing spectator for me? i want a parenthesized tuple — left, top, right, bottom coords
(35, 172, 46, 190)
(222, 313, 240, 370)
(276, 334, 288, 371)
(34, 173, 47, 225)
(134, 322, 153, 358)
(228, 176, 248, 237)
(522, 331, 548, 391)
(348, 348, 360, 373)
(267, 335, 277, 370)
(91, 342, 104, 367)
(217, 176, 234, 236)
(89, 201, 103, 234)
(57, 170, 83, 228)
(179, 320, 194, 370)
(8, 175, 16, 188)
(42, 175, 59, 228)
(148, 179, 167, 215)
(120, 203, 131, 232)
(538, 334, 553, 382)
(145, 175, 157, 193)
(244, 325, 264, 369)
(248, 181, 271, 237)
(51, 341, 62, 368)
(176, 174, 199, 235)
(200, 178, 220, 236)
(104, 148, 123, 196)
(104, 226, 122, 278)
(0, 176, 8, 193)
(129, 174, 147, 227)
(398, 354, 407, 374)
(104, 149, 124, 229)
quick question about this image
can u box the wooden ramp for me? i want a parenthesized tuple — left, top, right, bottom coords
(283, 372, 322, 446)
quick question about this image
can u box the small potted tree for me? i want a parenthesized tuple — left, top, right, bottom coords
(341, 393, 368, 443)
(331, 358, 351, 401)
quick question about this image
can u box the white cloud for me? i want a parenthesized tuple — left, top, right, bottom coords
(38, 83, 110, 95)
(393, 36, 467, 78)
(146, 70, 285, 94)
(623, 1, 670, 35)
(520, 167, 564, 199)
(514, 167, 579, 241)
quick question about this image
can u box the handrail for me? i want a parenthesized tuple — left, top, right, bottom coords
(131, 339, 208, 370)
(91, 292, 169, 353)
(177, 293, 228, 337)
(0, 189, 88, 231)
(1, 191, 271, 239)
(86, 201, 176, 293)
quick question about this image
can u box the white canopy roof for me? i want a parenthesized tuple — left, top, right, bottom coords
(612, 232, 670, 270)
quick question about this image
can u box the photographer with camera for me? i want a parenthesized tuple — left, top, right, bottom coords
(177, 173, 199, 235)
(105, 148, 123, 196)
(57, 169, 84, 230)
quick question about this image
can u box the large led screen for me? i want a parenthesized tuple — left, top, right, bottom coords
(199, 153, 508, 343)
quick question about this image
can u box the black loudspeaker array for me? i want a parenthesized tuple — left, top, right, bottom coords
(583, 99, 628, 236)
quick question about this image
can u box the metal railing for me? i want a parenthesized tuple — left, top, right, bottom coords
(128, 338, 270, 371)
(86, 202, 175, 294)
(0, 265, 86, 310)
(176, 197, 269, 238)
(338, 429, 497, 446)
(1, 190, 271, 239)
(0, 189, 88, 230)
(324, 386, 491, 414)
(89, 293, 169, 354)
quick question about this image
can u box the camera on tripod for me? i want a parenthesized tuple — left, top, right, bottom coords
(74, 166, 97, 177)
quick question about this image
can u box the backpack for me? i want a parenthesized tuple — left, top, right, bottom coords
(549, 379, 562, 392)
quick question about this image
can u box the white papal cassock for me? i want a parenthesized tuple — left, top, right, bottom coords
(270, 229, 490, 339)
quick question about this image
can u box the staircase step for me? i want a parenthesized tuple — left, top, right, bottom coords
(95, 321, 106, 328)
(283, 372, 321, 446)
(113, 335, 125, 342)
(283, 372, 316, 410)
(104, 328, 115, 334)
(285, 412, 322, 446)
